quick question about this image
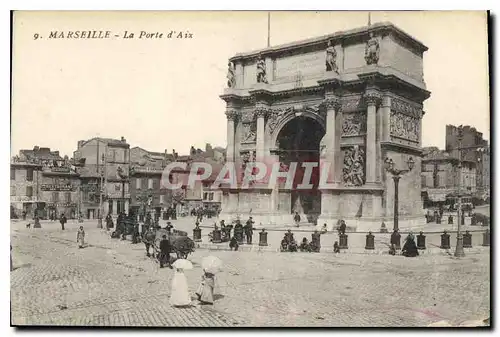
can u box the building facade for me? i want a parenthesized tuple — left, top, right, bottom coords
(40, 165, 81, 219)
(129, 146, 174, 220)
(73, 137, 130, 218)
(421, 147, 476, 209)
(10, 161, 43, 219)
(446, 124, 489, 199)
(10, 146, 71, 219)
(220, 22, 430, 231)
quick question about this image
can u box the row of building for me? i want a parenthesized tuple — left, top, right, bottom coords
(10, 137, 226, 220)
(421, 125, 490, 209)
(11, 124, 490, 220)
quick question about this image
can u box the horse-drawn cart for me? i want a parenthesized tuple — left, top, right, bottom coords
(144, 228, 195, 261)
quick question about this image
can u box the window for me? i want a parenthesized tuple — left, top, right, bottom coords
(10, 168, 15, 181)
(148, 178, 153, 189)
(421, 176, 426, 188)
(203, 192, 208, 200)
(26, 186, 33, 197)
(26, 168, 34, 182)
(208, 193, 214, 201)
(136, 178, 141, 189)
(52, 192, 59, 202)
(160, 195, 165, 204)
(10, 185, 16, 196)
(65, 192, 71, 203)
(115, 184, 121, 191)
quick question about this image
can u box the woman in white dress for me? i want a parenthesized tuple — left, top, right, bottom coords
(170, 268, 191, 307)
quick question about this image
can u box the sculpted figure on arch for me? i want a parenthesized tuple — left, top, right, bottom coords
(325, 40, 338, 73)
(256, 54, 268, 84)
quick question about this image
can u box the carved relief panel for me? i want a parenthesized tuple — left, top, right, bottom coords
(390, 98, 422, 143)
(241, 123, 257, 143)
(267, 104, 324, 136)
(342, 145, 365, 187)
(341, 112, 367, 137)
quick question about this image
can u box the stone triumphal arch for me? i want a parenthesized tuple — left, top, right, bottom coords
(219, 22, 431, 231)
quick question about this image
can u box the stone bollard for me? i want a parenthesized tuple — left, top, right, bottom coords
(448, 215, 454, 224)
(259, 229, 268, 246)
(417, 231, 426, 250)
(212, 229, 222, 243)
(463, 230, 472, 248)
(482, 229, 490, 247)
(193, 226, 202, 242)
(339, 233, 348, 249)
(440, 230, 450, 249)
(365, 231, 375, 250)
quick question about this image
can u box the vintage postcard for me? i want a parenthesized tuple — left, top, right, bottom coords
(10, 10, 490, 327)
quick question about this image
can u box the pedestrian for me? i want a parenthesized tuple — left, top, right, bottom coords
(76, 226, 85, 248)
(169, 267, 191, 307)
(244, 217, 254, 244)
(294, 212, 301, 227)
(389, 244, 396, 256)
(333, 241, 340, 253)
(159, 235, 172, 269)
(229, 236, 239, 251)
(196, 269, 215, 305)
(60, 213, 67, 230)
(338, 220, 347, 235)
(402, 234, 419, 257)
(390, 229, 401, 249)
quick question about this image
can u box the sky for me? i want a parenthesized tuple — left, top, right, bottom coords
(11, 11, 490, 158)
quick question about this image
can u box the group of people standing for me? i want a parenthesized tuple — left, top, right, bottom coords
(215, 217, 254, 250)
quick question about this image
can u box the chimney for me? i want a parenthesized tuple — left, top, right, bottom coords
(121, 136, 126, 142)
(77, 140, 85, 149)
(33, 146, 40, 151)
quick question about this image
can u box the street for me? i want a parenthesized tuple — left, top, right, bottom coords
(11, 220, 490, 327)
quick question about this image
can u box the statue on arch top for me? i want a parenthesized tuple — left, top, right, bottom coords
(256, 54, 268, 84)
(227, 61, 236, 88)
(325, 40, 338, 73)
(364, 32, 380, 65)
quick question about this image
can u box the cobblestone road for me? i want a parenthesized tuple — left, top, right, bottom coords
(11, 221, 490, 327)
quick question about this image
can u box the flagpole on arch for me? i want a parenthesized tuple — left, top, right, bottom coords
(267, 11, 271, 47)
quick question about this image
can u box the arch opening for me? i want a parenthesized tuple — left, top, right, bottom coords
(276, 116, 325, 223)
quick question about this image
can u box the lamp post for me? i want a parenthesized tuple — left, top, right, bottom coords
(98, 153, 105, 229)
(117, 166, 128, 215)
(454, 126, 465, 258)
(384, 156, 415, 231)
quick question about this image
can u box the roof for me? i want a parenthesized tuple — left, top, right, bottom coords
(81, 137, 129, 148)
(230, 21, 428, 62)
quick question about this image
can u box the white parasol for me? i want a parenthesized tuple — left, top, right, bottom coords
(202, 256, 223, 274)
(172, 259, 193, 270)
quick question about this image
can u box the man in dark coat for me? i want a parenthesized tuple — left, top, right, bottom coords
(229, 236, 239, 251)
(159, 235, 172, 268)
(390, 229, 401, 249)
(244, 217, 254, 244)
(234, 220, 244, 244)
(311, 230, 321, 253)
(60, 213, 67, 230)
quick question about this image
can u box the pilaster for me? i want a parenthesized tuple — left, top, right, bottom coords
(364, 90, 381, 185)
